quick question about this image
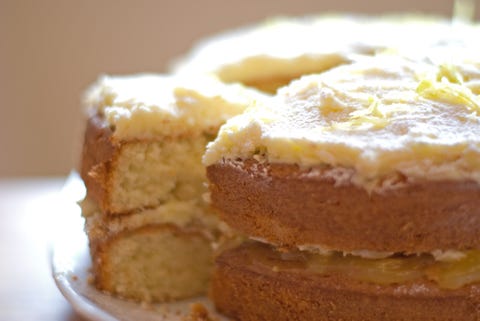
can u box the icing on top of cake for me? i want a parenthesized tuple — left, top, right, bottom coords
(85, 74, 265, 140)
(204, 54, 480, 190)
(175, 14, 464, 84)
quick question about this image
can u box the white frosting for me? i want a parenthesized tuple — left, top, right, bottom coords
(204, 54, 480, 189)
(431, 249, 467, 262)
(297, 244, 394, 259)
(84, 74, 266, 140)
(174, 14, 469, 84)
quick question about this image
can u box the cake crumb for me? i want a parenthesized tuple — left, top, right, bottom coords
(182, 303, 218, 321)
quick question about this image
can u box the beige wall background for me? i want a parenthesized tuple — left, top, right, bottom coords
(1, 0, 478, 177)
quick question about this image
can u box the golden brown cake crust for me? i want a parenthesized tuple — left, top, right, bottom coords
(211, 242, 480, 321)
(207, 158, 480, 253)
(80, 114, 117, 214)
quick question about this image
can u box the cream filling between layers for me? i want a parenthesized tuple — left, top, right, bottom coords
(250, 236, 467, 262)
(82, 197, 229, 242)
(297, 244, 468, 262)
(305, 250, 480, 290)
(248, 239, 480, 290)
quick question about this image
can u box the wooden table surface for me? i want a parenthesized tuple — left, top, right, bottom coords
(0, 177, 87, 321)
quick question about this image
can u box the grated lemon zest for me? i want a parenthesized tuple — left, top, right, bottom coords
(329, 96, 389, 131)
(417, 78, 480, 115)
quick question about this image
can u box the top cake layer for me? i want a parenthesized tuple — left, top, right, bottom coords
(85, 74, 264, 140)
(204, 54, 480, 190)
(174, 14, 469, 87)
(81, 74, 266, 215)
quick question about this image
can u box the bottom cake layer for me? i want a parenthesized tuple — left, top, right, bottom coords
(89, 223, 213, 302)
(211, 242, 480, 321)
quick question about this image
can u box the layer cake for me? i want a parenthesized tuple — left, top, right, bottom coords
(80, 74, 263, 302)
(205, 52, 480, 320)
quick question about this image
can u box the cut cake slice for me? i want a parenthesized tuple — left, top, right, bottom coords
(80, 74, 264, 302)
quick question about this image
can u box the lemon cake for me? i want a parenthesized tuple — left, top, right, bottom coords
(80, 74, 264, 302)
(79, 12, 480, 311)
(205, 52, 480, 320)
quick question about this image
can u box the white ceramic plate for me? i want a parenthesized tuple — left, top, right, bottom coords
(50, 173, 228, 321)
